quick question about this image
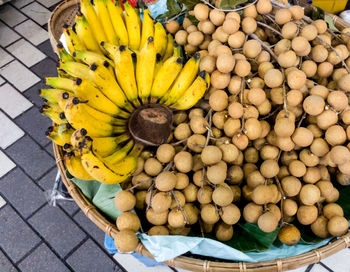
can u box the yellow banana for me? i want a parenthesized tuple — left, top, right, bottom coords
(79, 138, 132, 184)
(39, 89, 72, 104)
(63, 25, 86, 54)
(100, 41, 118, 60)
(162, 33, 174, 61)
(171, 71, 211, 110)
(150, 56, 183, 102)
(55, 123, 74, 144)
(75, 14, 103, 54)
(72, 50, 114, 69)
(57, 43, 74, 62)
(114, 46, 140, 106)
(154, 22, 167, 58)
(140, 7, 154, 49)
(45, 125, 68, 146)
(136, 37, 156, 104)
(64, 152, 94, 180)
(102, 139, 134, 164)
(173, 42, 182, 58)
(124, 1, 141, 50)
(94, 0, 119, 45)
(80, 0, 107, 47)
(71, 128, 88, 148)
(72, 78, 120, 116)
(153, 53, 163, 79)
(106, 0, 128, 46)
(57, 92, 72, 110)
(40, 106, 67, 125)
(161, 53, 200, 105)
(46, 77, 74, 91)
(92, 134, 131, 157)
(64, 97, 126, 137)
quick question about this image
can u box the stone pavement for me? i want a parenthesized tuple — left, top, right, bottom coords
(0, 0, 350, 271)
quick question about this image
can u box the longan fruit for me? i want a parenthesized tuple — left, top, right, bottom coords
(260, 145, 279, 160)
(187, 134, 206, 153)
(155, 171, 177, 191)
(189, 116, 208, 135)
(219, 143, 239, 163)
(303, 95, 325, 116)
(184, 44, 198, 55)
(213, 184, 234, 206)
(216, 53, 235, 73)
(232, 133, 249, 150)
(244, 147, 259, 163)
(327, 91, 348, 111)
(316, 180, 334, 199)
(288, 160, 306, 177)
(297, 205, 318, 225)
(220, 204, 241, 225)
(175, 30, 188, 45)
(244, 118, 262, 140)
(227, 165, 244, 184)
(197, 186, 213, 204)
(316, 110, 338, 130)
(251, 185, 273, 205)
(234, 60, 251, 77)
(287, 90, 303, 107)
(211, 71, 230, 89)
(132, 173, 152, 190)
(275, 8, 292, 25)
(168, 208, 186, 228)
(243, 40, 262, 58)
(117, 212, 141, 232)
(224, 118, 241, 137)
(209, 9, 225, 26)
(208, 39, 222, 55)
(228, 31, 246, 49)
(243, 3, 257, 17)
(148, 226, 169, 236)
(274, 39, 291, 56)
(242, 17, 257, 34)
(174, 151, 193, 173)
(194, 3, 209, 21)
(226, 11, 241, 22)
(337, 172, 350, 185)
(201, 20, 215, 35)
(174, 123, 191, 141)
(311, 45, 328, 62)
(323, 203, 344, 220)
(212, 26, 229, 43)
(209, 90, 228, 111)
(151, 192, 172, 213)
(257, 0, 272, 14)
(174, 173, 188, 191)
(292, 36, 311, 56)
(301, 60, 317, 77)
(212, 111, 228, 129)
(222, 18, 239, 35)
(114, 190, 136, 212)
(247, 88, 266, 106)
(325, 125, 347, 146)
(183, 183, 198, 202)
(289, 5, 304, 20)
(339, 161, 350, 175)
(243, 202, 263, 223)
(182, 17, 192, 29)
(257, 50, 271, 63)
(201, 204, 220, 224)
(330, 145, 350, 165)
(311, 216, 330, 239)
(281, 22, 298, 40)
(146, 208, 168, 225)
(189, 108, 204, 119)
(317, 62, 334, 78)
(292, 127, 314, 147)
(313, 19, 327, 34)
(183, 203, 199, 225)
(228, 102, 243, 119)
(215, 221, 234, 241)
(287, 70, 306, 90)
(187, 31, 204, 47)
(144, 158, 163, 176)
(247, 170, 265, 188)
(264, 69, 283, 88)
(207, 161, 227, 184)
(156, 144, 175, 164)
(325, 187, 340, 203)
(338, 74, 350, 92)
(258, 212, 279, 232)
(278, 225, 301, 246)
(281, 176, 302, 197)
(327, 216, 348, 236)
(166, 21, 179, 34)
(201, 145, 223, 165)
(114, 230, 138, 252)
(244, 105, 259, 119)
(258, 99, 272, 116)
(274, 117, 295, 137)
(301, 24, 318, 41)
(299, 184, 321, 205)
(283, 199, 298, 216)
(260, 159, 279, 178)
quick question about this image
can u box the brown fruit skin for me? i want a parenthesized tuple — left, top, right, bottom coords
(114, 191, 136, 212)
(148, 226, 169, 236)
(152, 192, 172, 213)
(278, 225, 301, 246)
(242, 17, 257, 34)
(155, 171, 177, 191)
(243, 202, 263, 223)
(201, 145, 222, 165)
(116, 212, 141, 232)
(174, 151, 193, 173)
(292, 127, 314, 147)
(323, 203, 344, 219)
(209, 9, 225, 26)
(257, 0, 272, 14)
(212, 184, 234, 206)
(275, 9, 292, 25)
(260, 159, 279, 178)
(175, 30, 188, 45)
(156, 144, 175, 164)
(201, 204, 220, 224)
(283, 199, 298, 216)
(166, 21, 180, 34)
(194, 3, 209, 21)
(215, 222, 234, 242)
(146, 209, 168, 225)
(211, 71, 231, 89)
(264, 69, 283, 88)
(299, 184, 321, 205)
(311, 216, 330, 239)
(297, 205, 318, 225)
(168, 209, 186, 228)
(220, 204, 241, 225)
(327, 216, 348, 236)
(216, 54, 235, 73)
(281, 176, 302, 197)
(258, 212, 279, 232)
(114, 230, 139, 253)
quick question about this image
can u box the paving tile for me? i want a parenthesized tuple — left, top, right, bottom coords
(114, 253, 171, 272)
(21, 2, 50, 26)
(37, 167, 57, 190)
(73, 210, 106, 247)
(0, 168, 47, 218)
(321, 248, 350, 271)
(45, 142, 55, 157)
(67, 239, 118, 272)
(0, 151, 16, 178)
(0, 4, 27, 27)
(0, 195, 6, 208)
(0, 48, 14, 68)
(24, 81, 47, 107)
(0, 249, 18, 272)
(11, 0, 34, 8)
(0, 111, 25, 149)
(0, 205, 41, 263)
(28, 204, 86, 258)
(0, 61, 40, 92)
(5, 135, 55, 180)
(31, 58, 58, 79)
(18, 243, 69, 272)
(15, 106, 51, 146)
(14, 20, 48, 46)
(7, 39, 46, 67)
(0, 76, 5, 85)
(35, 0, 61, 9)
(309, 263, 328, 272)
(0, 84, 33, 118)
(38, 39, 57, 60)
(59, 200, 80, 216)
(0, 21, 20, 47)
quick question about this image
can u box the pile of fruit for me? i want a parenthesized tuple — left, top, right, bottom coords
(42, 0, 350, 255)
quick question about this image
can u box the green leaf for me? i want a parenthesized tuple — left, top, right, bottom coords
(156, 0, 183, 20)
(218, 0, 248, 9)
(337, 183, 350, 219)
(187, 14, 199, 25)
(311, 6, 325, 21)
(178, 0, 200, 10)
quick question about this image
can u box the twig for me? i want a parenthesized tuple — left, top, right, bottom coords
(250, 33, 278, 60)
(274, 176, 285, 224)
(171, 138, 188, 146)
(146, 182, 154, 211)
(171, 190, 189, 224)
(201, 0, 258, 12)
(260, 106, 281, 120)
(205, 109, 213, 146)
(257, 21, 282, 37)
(264, 14, 282, 31)
(282, 81, 289, 118)
(128, 178, 153, 191)
(199, 167, 206, 198)
(297, 112, 307, 128)
(165, 10, 187, 22)
(164, 161, 174, 171)
(240, 78, 245, 133)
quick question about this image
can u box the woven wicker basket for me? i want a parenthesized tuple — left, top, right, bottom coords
(50, 1, 350, 271)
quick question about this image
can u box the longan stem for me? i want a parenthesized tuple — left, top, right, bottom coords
(260, 106, 282, 120)
(205, 109, 213, 147)
(171, 138, 188, 146)
(171, 190, 189, 224)
(257, 21, 282, 37)
(165, 10, 187, 22)
(146, 182, 154, 211)
(199, 220, 205, 238)
(240, 78, 246, 133)
(199, 167, 206, 198)
(201, 0, 258, 12)
(128, 178, 153, 191)
(274, 176, 286, 225)
(250, 33, 278, 61)
(264, 14, 282, 31)
(164, 161, 174, 171)
(282, 81, 289, 118)
(297, 112, 307, 128)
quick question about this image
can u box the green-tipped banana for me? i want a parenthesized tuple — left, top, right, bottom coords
(102, 139, 134, 164)
(46, 77, 74, 91)
(64, 151, 94, 180)
(72, 50, 114, 70)
(40, 89, 72, 104)
(57, 43, 74, 62)
(75, 14, 103, 54)
(63, 25, 86, 54)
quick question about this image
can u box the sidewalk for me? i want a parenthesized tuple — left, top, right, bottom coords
(0, 0, 350, 271)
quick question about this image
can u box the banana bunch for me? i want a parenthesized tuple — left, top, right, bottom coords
(40, 0, 210, 184)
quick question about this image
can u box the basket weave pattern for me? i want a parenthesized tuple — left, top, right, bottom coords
(50, 1, 350, 270)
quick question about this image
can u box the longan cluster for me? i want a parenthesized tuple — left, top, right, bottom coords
(112, 0, 350, 252)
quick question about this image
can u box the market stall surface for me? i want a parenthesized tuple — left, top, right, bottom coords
(0, 0, 349, 271)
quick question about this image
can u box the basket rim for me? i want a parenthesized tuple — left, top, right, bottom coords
(49, 0, 350, 270)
